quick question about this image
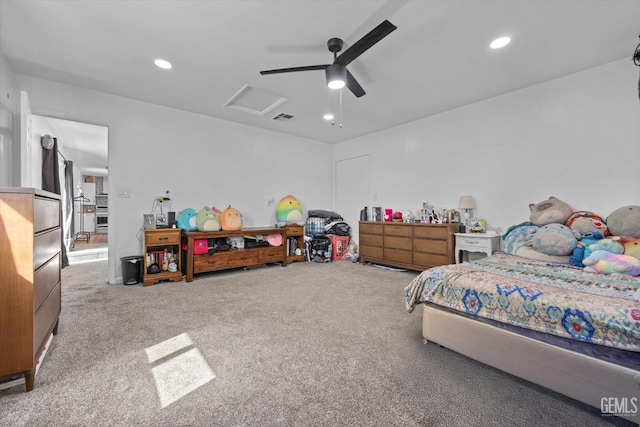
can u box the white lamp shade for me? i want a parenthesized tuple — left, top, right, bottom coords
(458, 195, 476, 210)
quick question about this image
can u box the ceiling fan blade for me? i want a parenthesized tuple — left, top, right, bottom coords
(335, 20, 397, 67)
(345, 69, 365, 98)
(260, 64, 329, 75)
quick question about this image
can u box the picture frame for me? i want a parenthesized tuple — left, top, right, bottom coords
(469, 218, 486, 233)
(143, 214, 156, 229)
(155, 213, 167, 228)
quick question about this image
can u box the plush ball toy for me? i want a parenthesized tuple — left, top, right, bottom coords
(583, 250, 640, 276)
(607, 205, 640, 238)
(176, 208, 197, 231)
(275, 195, 304, 227)
(565, 211, 609, 237)
(569, 231, 604, 268)
(529, 197, 573, 226)
(196, 206, 221, 231)
(221, 205, 243, 231)
(623, 238, 640, 259)
(530, 223, 580, 256)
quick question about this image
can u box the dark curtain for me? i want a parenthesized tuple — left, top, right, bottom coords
(42, 136, 61, 194)
(61, 160, 74, 268)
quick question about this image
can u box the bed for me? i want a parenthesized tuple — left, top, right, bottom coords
(404, 253, 640, 423)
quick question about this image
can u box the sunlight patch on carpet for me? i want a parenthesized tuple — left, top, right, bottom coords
(146, 333, 216, 408)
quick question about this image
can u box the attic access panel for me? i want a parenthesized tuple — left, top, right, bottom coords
(223, 84, 290, 116)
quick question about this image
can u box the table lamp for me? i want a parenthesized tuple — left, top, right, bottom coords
(458, 195, 477, 229)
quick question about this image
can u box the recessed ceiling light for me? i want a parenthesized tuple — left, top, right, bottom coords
(323, 114, 334, 121)
(490, 36, 511, 49)
(154, 59, 172, 69)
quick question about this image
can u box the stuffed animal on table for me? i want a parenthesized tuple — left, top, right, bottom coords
(583, 250, 640, 276)
(275, 195, 304, 227)
(607, 205, 640, 238)
(528, 197, 573, 226)
(530, 223, 580, 256)
(176, 208, 197, 231)
(221, 205, 243, 231)
(565, 211, 609, 237)
(569, 231, 604, 267)
(196, 206, 221, 231)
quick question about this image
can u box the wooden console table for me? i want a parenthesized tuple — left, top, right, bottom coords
(182, 227, 293, 282)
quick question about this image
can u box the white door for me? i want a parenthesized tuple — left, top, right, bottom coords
(335, 155, 370, 246)
(19, 91, 35, 187)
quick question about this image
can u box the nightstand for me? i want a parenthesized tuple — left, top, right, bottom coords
(455, 233, 501, 263)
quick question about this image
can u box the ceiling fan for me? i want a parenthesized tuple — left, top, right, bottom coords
(260, 20, 397, 98)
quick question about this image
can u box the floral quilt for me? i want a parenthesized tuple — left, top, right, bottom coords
(404, 253, 640, 352)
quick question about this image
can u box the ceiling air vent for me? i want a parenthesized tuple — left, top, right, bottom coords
(272, 113, 294, 121)
(223, 84, 290, 116)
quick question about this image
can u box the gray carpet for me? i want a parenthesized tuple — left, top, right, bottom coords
(0, 259, 633, 426)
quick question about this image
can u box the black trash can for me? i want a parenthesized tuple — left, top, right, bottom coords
(120, 256, 142, 285)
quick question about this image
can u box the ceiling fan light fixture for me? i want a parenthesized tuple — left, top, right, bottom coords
(490, 36, 511, 49)
(154, 58, 172, 69)
(326, 63, 347, 89)
(323, 114, 334, 121)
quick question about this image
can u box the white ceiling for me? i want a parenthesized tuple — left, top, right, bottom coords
(2, 0, 639, 148)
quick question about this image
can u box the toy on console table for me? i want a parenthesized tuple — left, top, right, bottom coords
(221, 205, 243, 231)
(176, 208, 198, 231)
(275, 195, 305, 227)
(196, 206, 222, 231)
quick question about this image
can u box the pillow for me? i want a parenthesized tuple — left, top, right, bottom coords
(515, 246, 571, 264)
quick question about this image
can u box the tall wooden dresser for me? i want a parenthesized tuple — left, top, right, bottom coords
(0, 187, 62, 391)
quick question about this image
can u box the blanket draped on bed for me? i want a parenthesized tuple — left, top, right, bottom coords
(404, 253, 640, 352)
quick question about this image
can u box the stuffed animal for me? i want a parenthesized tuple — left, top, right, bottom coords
(176, 208, 197, 231)
(623, 238, 640, 259)
(583, 250, 640, 276)
(221, 205, 243, 231)
(530, 223, 580, 256)
(502, 222, 538, 255)
(529, 197, 573, 226)
(607, 205, 640, 238)
(588, 238, 624, 255)
(565, 211, 609, 237)
(196, 206, 221, 231)
(569, 231, 604, 268)
(275, 195, 305, 227)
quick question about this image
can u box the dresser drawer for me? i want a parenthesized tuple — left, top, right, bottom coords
(34, 197, 60, 233)
(384, 236, 411, 250)
(258, 246, 284, 263)
(194, 253, 229, 272)
(285, 226, 303, 237)
(414, 252, 450, 268)
(34, 254, 60, 313)
(33, 281, 61, 355)
(359, 222, 383, 235)
(385, 248, 412, 264)
(457, 235, 490, 249)
(228, 250, 258, 268)
(413, 226, 449, 240)
(146, 230, 181, 246)
(413, 239, 448, 255)
(360, 245, 383, 259)
(384, 224, 412, 237)
(360, 233, 383, 247)
(34, 228, 61, 270)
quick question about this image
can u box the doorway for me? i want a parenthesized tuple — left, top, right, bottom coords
(31, 115, 109, 263)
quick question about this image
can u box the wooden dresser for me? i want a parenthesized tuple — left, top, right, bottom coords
(0, 187, 62, 391)
(359, 221, 459, 271)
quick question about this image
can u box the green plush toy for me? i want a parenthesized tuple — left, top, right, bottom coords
(196, 206, 221, 231)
